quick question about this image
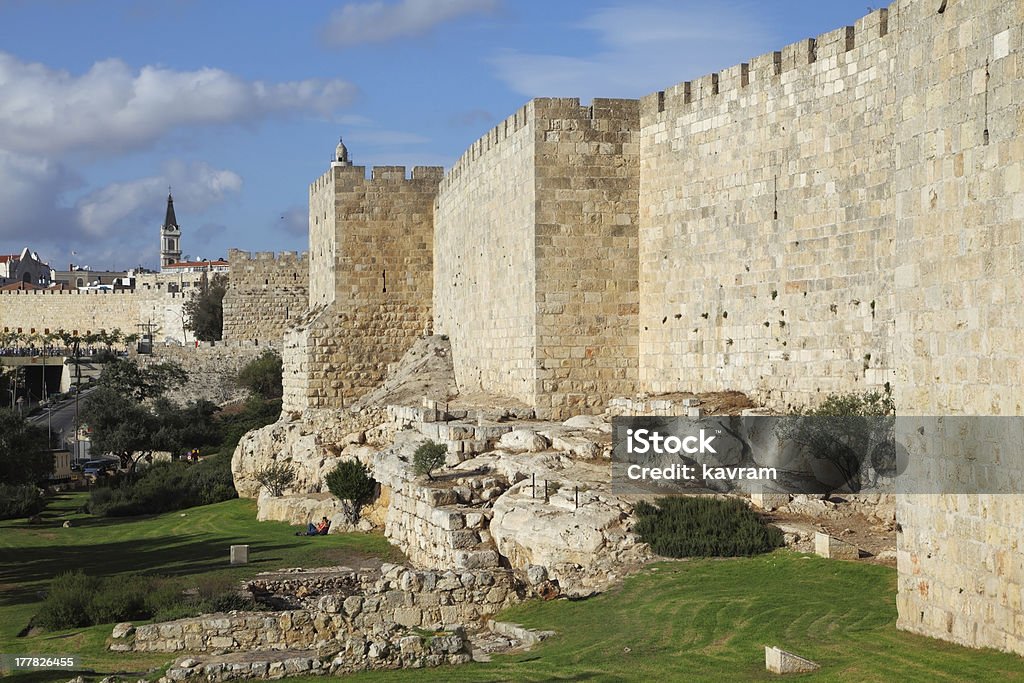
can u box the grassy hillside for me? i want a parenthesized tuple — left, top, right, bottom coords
(1, 495, 1021, 682)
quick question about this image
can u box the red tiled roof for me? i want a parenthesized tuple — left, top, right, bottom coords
(0, 281, 44, 291)
(0, 255, 17, 263)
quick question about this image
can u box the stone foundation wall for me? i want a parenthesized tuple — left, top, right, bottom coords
(132, 616, 470, 680)
(372, 440, 504, 571)
(223, 250, 308, 343)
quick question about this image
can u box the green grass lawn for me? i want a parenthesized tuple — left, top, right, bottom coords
(0, 493, 403, 681)
(2, 495, 1023, 682)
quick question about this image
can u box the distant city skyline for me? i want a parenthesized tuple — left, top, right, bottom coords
(0, 0, 880, 269)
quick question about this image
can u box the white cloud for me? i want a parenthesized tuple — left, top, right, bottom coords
(0, 153, 242, 266)
(75, 160, 242, 239)
(491, 2, 772, 100)
(0, 51, 356, 155)
(323, 0, 497, 47)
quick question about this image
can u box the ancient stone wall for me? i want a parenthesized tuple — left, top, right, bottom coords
(0, 287, 198, 343)
(271, 0, 1023, 656)
(434, 98, 640, 419)
(283, 166, 441, 413)
(434, 103, 538, 406)
(534, 98, 640, 418)
(638, 9, 896, 412)
(138, 340, 276, 405)
(130, 564, 519, 653)
(223, 249, 308, 342)
(891, 0, 1024, 655)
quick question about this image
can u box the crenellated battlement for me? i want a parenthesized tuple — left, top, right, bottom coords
(309, 164, 443, 194)
(641, 6, 891, 118)
(228, 248, 308, 264)
(0, 288, 139, 298)
(440, 97, 639, 193)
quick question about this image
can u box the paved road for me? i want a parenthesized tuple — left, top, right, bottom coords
(27, 387, 95, 459)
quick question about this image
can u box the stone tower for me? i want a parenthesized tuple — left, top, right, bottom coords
(160, 192, 182, 268)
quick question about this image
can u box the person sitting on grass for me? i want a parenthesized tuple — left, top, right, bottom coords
(296, 516, 331, 536)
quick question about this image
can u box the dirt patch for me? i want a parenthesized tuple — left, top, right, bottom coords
(767, 501, 897, 565)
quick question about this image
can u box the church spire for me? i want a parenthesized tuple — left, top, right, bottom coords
(164, 190, 178, 228)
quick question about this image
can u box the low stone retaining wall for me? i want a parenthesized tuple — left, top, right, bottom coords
(372, 436, 508, 570)
(159, 629, 470, 682)
(128, 564, 523, 654)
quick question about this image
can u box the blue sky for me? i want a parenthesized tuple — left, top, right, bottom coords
(0, 0, 880, 270)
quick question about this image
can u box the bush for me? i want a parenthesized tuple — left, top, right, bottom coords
(35, 572, 262, 630)
(0, 483, 44, 519)
(254, 462, 295, 497)
(325, 460, 376, 513)
(413, 440, 447, 480)
(777, 389, 896, 498)
(633, 497, 783, 558)
(89, 452, 237, 517)
(35, 571, 98, 630)
(237, 350, 283, 400)
(86, 576, 149, 624)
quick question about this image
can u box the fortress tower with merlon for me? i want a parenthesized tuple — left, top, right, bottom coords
(283, 156, 442, 412)
(434, 97, 640, 419)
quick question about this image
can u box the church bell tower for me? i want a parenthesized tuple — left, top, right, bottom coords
(160, 191, 182, 268)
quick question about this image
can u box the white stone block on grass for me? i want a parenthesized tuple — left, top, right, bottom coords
(814, 532, 860, 560)
(230, 544, 249, 565)
(765, 646, 819, 674)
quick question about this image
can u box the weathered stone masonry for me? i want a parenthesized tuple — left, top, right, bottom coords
(274, 0, 1022, 657)
(223, 249, 308, 342)
(434, 98, 640, 419)
(282, 165, 442, 413)
(638, 10, 895, 412)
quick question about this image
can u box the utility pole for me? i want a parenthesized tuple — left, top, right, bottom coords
(73, 338, 81, 466)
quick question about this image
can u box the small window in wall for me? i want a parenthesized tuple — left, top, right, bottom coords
(76, 278, 84, 287)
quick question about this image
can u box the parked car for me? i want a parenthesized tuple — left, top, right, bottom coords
(82, 458, 119, 480)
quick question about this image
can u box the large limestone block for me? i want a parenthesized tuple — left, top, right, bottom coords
(231, 419, 324, 498)
(497, 429, 550, 452)
(256, 491, 356, 532)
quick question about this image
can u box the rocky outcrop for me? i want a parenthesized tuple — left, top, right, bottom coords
(255, 492, 360, 533)
(489, 479, 648, 596)
(232, 418, 323, 499)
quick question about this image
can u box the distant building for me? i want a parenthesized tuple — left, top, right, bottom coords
(0, 247, 51, 288)
(51, 266, 134, 290)
(156, 259, 229, 293)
